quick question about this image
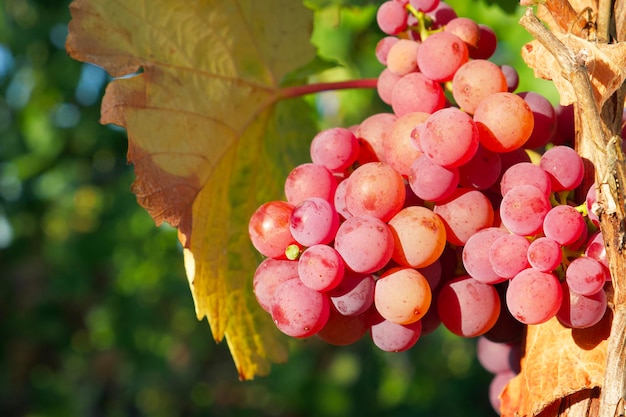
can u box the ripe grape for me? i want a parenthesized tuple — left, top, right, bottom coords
(506, 268, 562, 325)
(499, 185, 551, 236)
(334, 215, 394, 274)
(517, 91, 557, 149)
(375, 267, 432, 324)
(500, 162, 552, 198)
(539, 145, 584, 192)
(317, 305, 368, 346)
(462, 227, 508, 284)
(565, 257, 606, 296)
(249, 200, 298, 259)
(376, 0, 408, 35)
(434, 188, 494, 246)
(557, 281, 607, 329)
(458, 144, 502, 190)
(253, 258, 299, 313)
(469, 24, 497, 59)
(344, 162, 405, 221)
(386, 38, 420, 76)
(437, 275, 500, 337)
(383, 111, 429, 176)
(369, 312, 423, 352)
(420, 107, 479, 168)
(289, 197, 339, 247)
(452, 59, 508, 114)
(408, 155, 459, 202)
(271, 278, 330, 338)
(474, 92, 534, 152)
(476, 336, 521, 374)
(542, 204, 585, 246)
(377, 68, 401, 105)
(527, 236, 562, 272)
(417, 31, 469, 82)
(284, 163, 337, 206)
(445, 17, 480, 48)
(488, 233, 530, 279)
(388, 205, 447, 268)
(309, 127, 359, 173)
(355, 112, 397, 162)
(328, 270, 375, 316)
(391, 72, 445, 116)
(375, 36, 400, 65)
(298, 245, 345, 292)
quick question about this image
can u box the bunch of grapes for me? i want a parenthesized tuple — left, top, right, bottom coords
(248, 0, 614, 412)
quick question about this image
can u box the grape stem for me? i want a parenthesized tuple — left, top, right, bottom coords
(520, 8, 626, 417)
(278, 78, 378, 99)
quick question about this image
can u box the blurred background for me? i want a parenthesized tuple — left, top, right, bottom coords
(0, 1, 557, 416)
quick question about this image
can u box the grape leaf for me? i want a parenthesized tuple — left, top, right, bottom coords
(66, 0, 316, 379)
(500, 314, 611, 416)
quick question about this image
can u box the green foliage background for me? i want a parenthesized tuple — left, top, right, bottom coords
(0, 1, 556, 416)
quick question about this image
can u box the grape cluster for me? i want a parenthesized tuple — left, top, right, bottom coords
(248, 0, 615, 412)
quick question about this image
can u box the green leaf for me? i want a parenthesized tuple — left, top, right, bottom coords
(66, 0, 316, 379)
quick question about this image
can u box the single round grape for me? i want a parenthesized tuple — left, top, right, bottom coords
(434, 188, 494, 246)
(408, 155, 459, 202)
(334, 215, 394, 274)
(469, 24, 497, 59)
(355, 113, 398, 162)
(411, 0, 440, 13)
(317, 305, 368, 346)
(501, 64, 519, 92)
(344, 162, 405, 222)
(328, 270, 375, 316)
(565, 257, 606, 296)
(388, 205, 447, 269)
(437, 275, 500, 337)
(289, 197, 339, 247)
(271, 278, 330, 338)
(420, 107, 479, 168)
(584, 232, 610, 272)
(539, 145, 584, 192)
(376, 1, 408, 35)
(391, 72, 445, 117)
(375, 267, 432, 324)
(298, 245, 345, 292)
(476, 336, 521, 374)
(474, 92, 534, 153)
(377, 67, 401, 105)
(284, 163, 337, 206)
(369, 314, 422, 352)
(517, 91, 557, 149)
(500, 162, 552, 198)
(383, 111, 428, 176)
(309, 127, 359, 173)
(445, 17, 480, 48)
(452, 59, 507, 114)
(527, 237, 562, 272)
(386, 38, 420, 76)
(499, 185, 551, 236)
(417, 31, 469, 82)
(542, 204, 585, 246)
(249, 200, 297, 259)
(506, 268, 562, 325)
(557, 280, 607, 329)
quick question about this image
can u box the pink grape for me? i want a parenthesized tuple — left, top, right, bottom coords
(585, 232, 609, 272)
(434, 188, 494, 246)
(355, 113, 397, 162)
(391, 72, 445, 117)
(271, 278, 330, 338)
(317, 305, 368, 346)
(539, 145, 584, 192)
(499, 185, 551, 236)
(383, 111, 428, 176)
(445, 17, 480, 48)
(462, 227, 508, 284)
(249, 200, 298, 259)
(565, 257, 606, 296)
(408, 155, 459, 201)
(426, 1, 457, 28)
(469, 24, 497, 59)
(253, 258, 299, 313)
(328, 270, 375, 316)
(488, 233, 531, 279)
(506, 268, 562, 325)
(501, 64, 519, 92)
(284, 163, 337, 206)
(474, 92, 534, 152)
(410, 0, 440, 12)
(387, 39, 420, 76)
(334, 215, 394, 274)
(500, 162, 552, 198)
(388, 205, 447, 269)
(542, 204, 585, 246)
(376, 1, 408, 35)
(476, 336, 521, 374)
(375, 267, 432, 324)
(417, 31, 469, 82)
(344, 162, 405, 222)
(289, 197, 339, 247)
(557, 281, 607, 329)
(437, 275, 500, 337)
(527, 237, 562, 272)
(377, 68, 401, 105)
(369, 312, 422, 352)
(452, 59, 508, 114)
(517, 91, 557, 149)
(420, 107, 479, 168)
(333, 179, 352, 220)
(298, 245, 345, 292)
(309, 127, 359, 173)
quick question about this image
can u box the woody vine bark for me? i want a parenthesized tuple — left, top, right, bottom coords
(519, 1, 626, 416)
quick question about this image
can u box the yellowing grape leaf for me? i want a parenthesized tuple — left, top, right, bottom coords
(66, 0, 317, 379)
(500, 314, 611, 416)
